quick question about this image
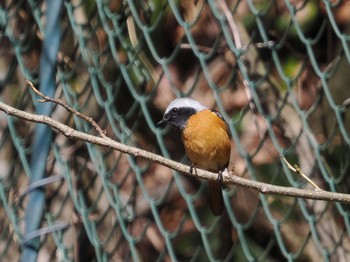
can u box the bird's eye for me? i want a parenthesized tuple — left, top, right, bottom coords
(171, 108, 178, 113)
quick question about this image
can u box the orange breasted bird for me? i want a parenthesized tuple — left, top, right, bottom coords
(158, 98, 231, 216)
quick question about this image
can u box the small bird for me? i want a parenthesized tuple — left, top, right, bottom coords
(158, 97, 231, 216)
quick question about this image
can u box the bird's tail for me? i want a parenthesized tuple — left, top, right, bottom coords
(208, 180, 224, 216)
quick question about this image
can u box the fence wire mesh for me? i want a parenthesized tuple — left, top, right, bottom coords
(1, 0, 350, 261)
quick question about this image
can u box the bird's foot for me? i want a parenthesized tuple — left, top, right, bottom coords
(217, 169, 224, 183)
(189, 163, 197, 176)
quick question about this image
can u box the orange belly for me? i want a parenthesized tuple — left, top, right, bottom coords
(181, 110, 231, 172)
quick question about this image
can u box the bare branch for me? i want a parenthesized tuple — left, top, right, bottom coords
(1, 101, 350, 204)
(27, 80, 107, 138)
(281, 156, 322, 190)
(217, 0, 242, 49)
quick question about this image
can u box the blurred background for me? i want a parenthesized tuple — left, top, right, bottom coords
(1, 0, 350, 261)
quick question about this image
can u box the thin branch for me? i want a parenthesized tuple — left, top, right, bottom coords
(27, 80, 107, 138)
(281, 156, 322, 190)
(217, 0, 242, 49)
(1, 101, 350, 204)
(344, 97, 350, 107)
(180, 43, 215, 54)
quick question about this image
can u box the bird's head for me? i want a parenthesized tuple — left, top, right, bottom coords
(157, 98, 207, 130)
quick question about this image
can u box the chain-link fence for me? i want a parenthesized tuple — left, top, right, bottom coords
(1, 0, 350, 261)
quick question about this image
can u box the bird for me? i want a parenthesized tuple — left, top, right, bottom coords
(158, 97, 231, 216)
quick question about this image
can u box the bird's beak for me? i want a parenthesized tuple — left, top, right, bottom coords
(157, 118, 167, 127)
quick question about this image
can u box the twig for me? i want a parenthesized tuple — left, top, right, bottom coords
(180, 43, 215, 54)
(343, 97, 350, 107)
(281, 156, 322, 190)
(217, 0, 242, 49)
(1, 101, 350, 204)
(26, 80, 107, 138)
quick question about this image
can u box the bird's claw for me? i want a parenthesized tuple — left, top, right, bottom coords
(190, 163, 197, 176)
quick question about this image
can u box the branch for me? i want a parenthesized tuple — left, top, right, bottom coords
(1, 101, 350, 204)
(217, 0, 242, 49)
(281, 156, 322, 190)
(27, 80, 107, 138)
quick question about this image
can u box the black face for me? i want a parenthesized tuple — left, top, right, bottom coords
(158, 107, 197, 130)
